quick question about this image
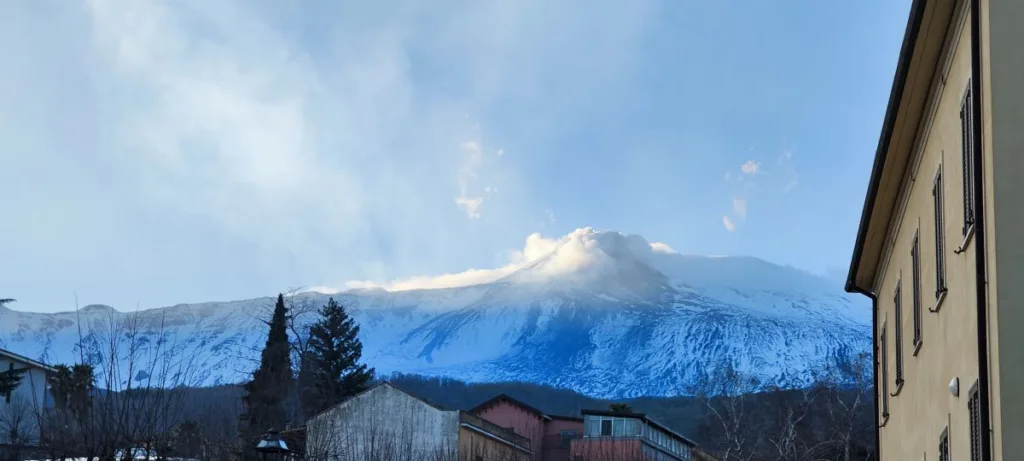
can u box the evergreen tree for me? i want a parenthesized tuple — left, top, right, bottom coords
(0, 297, 25, 400)
(242, 294, 294, 439)
(300, 297, 374, 417)
(0, 367, 25, 397)
(609, 403, 633, 413)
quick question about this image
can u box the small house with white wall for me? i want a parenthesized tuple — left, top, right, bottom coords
(306, 382, 533, 461)
(0, 348, 56, 446)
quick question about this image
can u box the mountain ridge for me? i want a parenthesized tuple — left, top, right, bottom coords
(0, 228, 870, 398)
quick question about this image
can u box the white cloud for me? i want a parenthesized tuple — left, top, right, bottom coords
(740, 160, 761, 175)
(650, 242, 677, 254)
(722, 216, 736, 232)
(732, 197, 747, 220)
(0, 0, 660, 311)
(309, 286, 344, 295)
(342, 227, 677, 291)
(455, 134, 497, 219)
(455, 196, 484, 219)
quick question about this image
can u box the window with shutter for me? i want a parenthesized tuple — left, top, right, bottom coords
(894, 282, 904, 387)
(933, 169, 947, 296)
(938, 427, 949, 461)
(968, 382, 982, 461)
(912, 233, 922, 349)
(880, 324, 889, 419)
(961, 85, 976, 236)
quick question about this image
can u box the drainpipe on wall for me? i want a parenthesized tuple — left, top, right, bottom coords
(848, 286, 880, 461)
(968, 0, 992, 459)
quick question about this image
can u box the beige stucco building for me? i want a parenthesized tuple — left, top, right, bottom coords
(845, 0, 1024, 460)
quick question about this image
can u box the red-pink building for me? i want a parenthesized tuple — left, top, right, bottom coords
(470, 394, 584, 461)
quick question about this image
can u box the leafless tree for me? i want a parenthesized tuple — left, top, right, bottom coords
(686, 364, 762, 461)
(816, 353, 874, 461)
(0, 396, 36, 447)
(27, 304, 202, 461)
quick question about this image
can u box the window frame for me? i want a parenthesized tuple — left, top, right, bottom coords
(912, 231, 923, 353)
(960, 82, 977, 238)
(893, 281, 905, 390)
(880, 323, 890, 421)
(968, 381, 982, 461)
(939, 426, 950, 461)
(933, 166, 947, 300)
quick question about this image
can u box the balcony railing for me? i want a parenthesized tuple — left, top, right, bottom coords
(459, 411, 532, 451)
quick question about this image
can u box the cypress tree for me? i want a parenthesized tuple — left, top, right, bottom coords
(300, 297, 373, 417)
(243, 294, 294, 438)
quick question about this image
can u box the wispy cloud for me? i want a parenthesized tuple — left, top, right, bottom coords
(722, 216, 736, 232)
(455, 196, 484, 219)
(740, 160, 761, 175)
(0, 0, 662, 310)
(455, 135, 493, 219)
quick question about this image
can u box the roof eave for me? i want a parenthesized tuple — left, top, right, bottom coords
(846, 0, 930, 295)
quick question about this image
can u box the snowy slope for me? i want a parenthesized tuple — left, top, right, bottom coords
(0, 229, 870, 398)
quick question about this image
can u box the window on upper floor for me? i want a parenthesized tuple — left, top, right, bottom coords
(894, 282, 904, 387)
(961, 83, 977, 237)
(968, 381, 982, 461)
(912, 233, 922, 350)
(880, 324, 889, 419)
(933, 168, 947, 296)
(601, 419, 612, 436)
(938, 427, 949, 461)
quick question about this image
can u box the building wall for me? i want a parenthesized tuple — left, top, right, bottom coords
(458, 426, 532, 461)
(541, 419, 583, 461)
(543, 419, 582, 437)
(570, 437, 642, 461)
(474, 402, 546, 460)
(982, 0, 1024, 458)
(873, 2, 983, 460)
(0, 357, 50, 445)
(305, 384, 460, 461)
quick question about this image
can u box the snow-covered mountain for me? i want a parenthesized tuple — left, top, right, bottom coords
(0, 228, 870, 398)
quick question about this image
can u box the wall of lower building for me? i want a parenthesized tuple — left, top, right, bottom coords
(473, 402, 546, 460)
(570, 437, 641, 461)
(982, 0, 1024, 458)
(0, 358, 49, 445)
(872, 1, 985, 460)
(458, 426, 532, 461)
(541, 419, 583, 461)
(305, 384, 460, 460)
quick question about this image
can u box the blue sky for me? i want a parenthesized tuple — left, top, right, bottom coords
(0, 0, 911, 313)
